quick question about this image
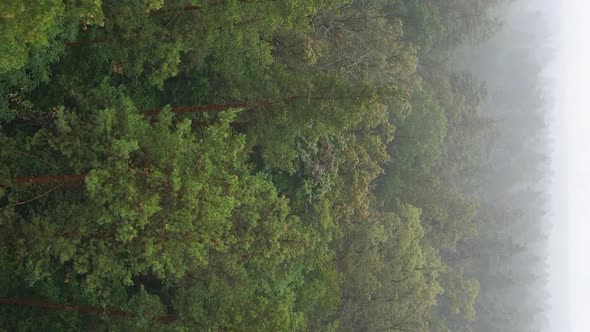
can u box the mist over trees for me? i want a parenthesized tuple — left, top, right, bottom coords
(458, 1, 556, 330)
(0, 0, 554, 331)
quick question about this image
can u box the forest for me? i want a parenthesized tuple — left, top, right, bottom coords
(0, 0, 552, 331)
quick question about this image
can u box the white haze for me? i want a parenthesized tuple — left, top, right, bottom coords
(463, 0, 567, 330)
(559, 0, 590, 330)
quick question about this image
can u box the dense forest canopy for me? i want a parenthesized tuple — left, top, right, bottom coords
(0, 0, 553, 331)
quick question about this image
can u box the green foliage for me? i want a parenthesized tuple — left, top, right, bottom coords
(0, 1, 64, 74)
(336, 204, 443, 331)
(378, 90, 447, 203)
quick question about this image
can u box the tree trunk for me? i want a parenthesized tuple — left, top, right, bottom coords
(145, 93, 368, 116)
(148, 5, 202, 16)
(143, 96, 301, 116)
(0, 297, 174, 322)
(1, 174, 87, 187)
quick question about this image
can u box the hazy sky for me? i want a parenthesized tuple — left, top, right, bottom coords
(558, 0, 589, 330)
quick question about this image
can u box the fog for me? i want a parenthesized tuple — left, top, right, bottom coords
(459, 0, 565, 330)
(561, 0, 590, 330)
